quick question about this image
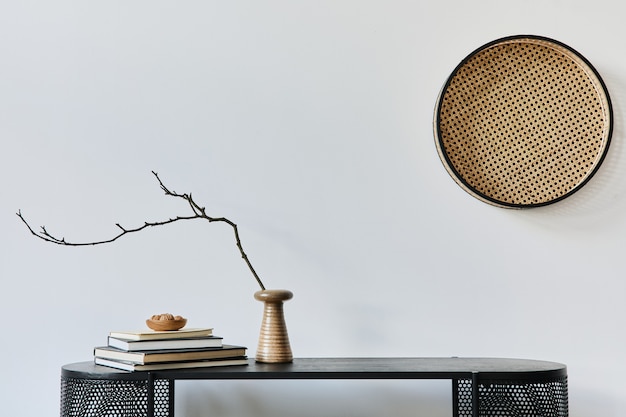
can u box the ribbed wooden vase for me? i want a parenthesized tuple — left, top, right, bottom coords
(254, 289, 293, 363)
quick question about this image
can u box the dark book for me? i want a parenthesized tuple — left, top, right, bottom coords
(108, 335, 223, 351)
(95, 356, 249, 372)
(94, 345, 247, 364)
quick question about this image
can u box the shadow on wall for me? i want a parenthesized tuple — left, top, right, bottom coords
(513, 70, 626, 232)
(177, 379, 451, 417)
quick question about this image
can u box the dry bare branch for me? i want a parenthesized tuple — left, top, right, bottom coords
(17, 171, 266, 290)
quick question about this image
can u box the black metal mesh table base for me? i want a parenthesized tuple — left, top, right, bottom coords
(455, 376, 568, 417)
(60, 377, 171, 417)
(60, 358, 568, 417)
(61, 375, 568, 417)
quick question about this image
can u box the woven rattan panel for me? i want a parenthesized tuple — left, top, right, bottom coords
(435, 35, 612, 208)
(456, 376, 568, 417)
(60, 377, 171, 417)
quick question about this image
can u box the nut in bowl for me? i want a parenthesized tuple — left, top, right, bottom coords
(146, 313, 187, 331)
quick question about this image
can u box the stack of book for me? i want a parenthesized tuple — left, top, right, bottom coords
(94, 327, 248, 371)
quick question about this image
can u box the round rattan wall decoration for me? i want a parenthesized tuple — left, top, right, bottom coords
(434, 35, 613, 208)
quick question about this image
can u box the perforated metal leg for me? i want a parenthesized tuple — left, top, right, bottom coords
(454, 376, 568, 417)
(60, 377, 172, 417)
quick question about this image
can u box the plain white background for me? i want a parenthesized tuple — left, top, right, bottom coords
(1, 1, 625, 416)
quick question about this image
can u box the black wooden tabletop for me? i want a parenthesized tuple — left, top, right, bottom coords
(62, 357, 567, 383)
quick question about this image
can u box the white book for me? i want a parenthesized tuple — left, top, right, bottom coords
(109, 327, 213, 341)
(108, 335, 223, 351)
(95, 356, 249, 372)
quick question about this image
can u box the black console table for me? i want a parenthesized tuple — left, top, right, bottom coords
(60, 357, 568, 417)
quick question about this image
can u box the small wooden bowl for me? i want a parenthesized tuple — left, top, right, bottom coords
(146, 317, 187, 331)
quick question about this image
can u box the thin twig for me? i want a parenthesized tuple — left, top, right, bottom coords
(16, 171, 266, 290)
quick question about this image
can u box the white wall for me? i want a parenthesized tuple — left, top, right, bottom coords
(1, 1, 625, 416)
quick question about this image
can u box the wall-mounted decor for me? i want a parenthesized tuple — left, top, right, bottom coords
(434, 35, 613, 208)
